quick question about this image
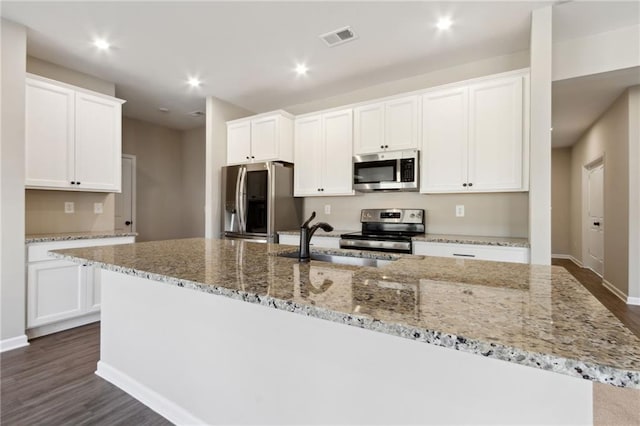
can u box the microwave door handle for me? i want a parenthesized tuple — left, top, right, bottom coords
(396, 158, 402, 183)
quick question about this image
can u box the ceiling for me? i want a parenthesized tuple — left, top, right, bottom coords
(1, 1, 639, 138)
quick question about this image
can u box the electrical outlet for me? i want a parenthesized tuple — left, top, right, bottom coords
(455, 205, 465, 217)
(94, 202, 104, 214)
(324, 204, 331, 215)
(64, 202, 74, 214)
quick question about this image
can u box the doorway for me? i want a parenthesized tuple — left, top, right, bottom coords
(115, 154, 136, 233)
(583, 159, 604, 277)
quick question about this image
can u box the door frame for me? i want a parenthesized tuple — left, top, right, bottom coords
(581, 156, 604, 277)
(122, 154, 137, 234)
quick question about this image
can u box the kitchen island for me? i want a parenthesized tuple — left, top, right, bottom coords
(53, 238, 640, 425)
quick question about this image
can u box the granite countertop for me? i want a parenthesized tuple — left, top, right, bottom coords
(52, 238, 640, 389)
(26, 231, 137, 244)
(280, 229, 529, 248)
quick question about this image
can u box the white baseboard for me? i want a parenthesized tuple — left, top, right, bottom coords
(0, 334, 29, 353)
(26, 312, 100, 339)
(96, 361, 205, 426)
(626, 296, 640, 306)
(551, 253, 583, 267)
(602, 279, 628, 304)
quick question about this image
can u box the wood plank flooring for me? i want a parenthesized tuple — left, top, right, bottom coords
(0, 322, 171, 426)
(553, 258, 640, 337)
(1, 260, 638, 425)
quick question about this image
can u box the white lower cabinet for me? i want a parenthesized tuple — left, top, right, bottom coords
(26, 236, 134, 337)
(278, 234, 341, 249)
(413, 241, 529, 264)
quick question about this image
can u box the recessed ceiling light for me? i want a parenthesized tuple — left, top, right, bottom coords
(93, 38, 110, 50)
(188, 77, 201, 88)
(295, 64, 308, 76)
(436, 17, 453, 30)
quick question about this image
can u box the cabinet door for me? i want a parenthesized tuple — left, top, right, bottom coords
(421, 87, 469, 193)
(251, 115, 279, 161)
(25, 79, 75, 189)
(227, 121, 252, 164)
(27, 260, 85, 327)
(321, 109, 354, 195)
(294, 115, 323, 196)
(353, 102, 384, 154)
(86, 266, 101, 312)
(75, 92, 122, 191)
(385, 95, 419, 151)
(468, 76, 524, 191)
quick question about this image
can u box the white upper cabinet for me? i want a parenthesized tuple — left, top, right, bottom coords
(354, 95, 419, 155)
(226, 111, 293, 165)
(25, 75, 125, 192)
(421, 72, 528, 193)
(294, 109, 354, 197)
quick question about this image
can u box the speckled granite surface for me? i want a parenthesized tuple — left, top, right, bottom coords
(280, 230, 529, 248)
(26, 231, 137, 244)
(412, 234, 529, 248)
(52, 238, 640, 388)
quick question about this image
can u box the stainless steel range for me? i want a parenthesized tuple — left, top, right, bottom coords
(339, 208, 425, 254)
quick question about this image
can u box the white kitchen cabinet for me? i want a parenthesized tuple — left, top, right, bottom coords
(294, 109, 354, 196)
(27, 260, 85, 327)
(421, 73, 528, 193)
(26, 236, 135, 338)
(354, 95, 419, 155)
(278, 234, 341, 249)
(226, 111, 294, 165)
(25, 75, 125, 192)
(412, 241, 529, 264)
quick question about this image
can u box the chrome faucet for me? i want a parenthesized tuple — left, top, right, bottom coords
(299, 211, 334, 262)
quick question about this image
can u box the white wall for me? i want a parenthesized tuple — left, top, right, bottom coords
(181, 126, 206, 237)
(0, 19, 28, 348)
(528, 7, 553, 265)
(628, 86, 640, 302)
(553, 25, 640, 82)
(205, 97, 253, 239)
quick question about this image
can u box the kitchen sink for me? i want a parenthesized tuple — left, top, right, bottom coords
(277, 251, 395, 267)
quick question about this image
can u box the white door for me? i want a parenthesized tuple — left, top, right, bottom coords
(468, 75, 523, 191)
(226, 121, 252, 164)
(354, 102, 385, 154)
(294, 115, 323, 196)
(251, 115, 279, 161)
(321, 109, 354, 195)
(587, 164, 604, 276)
(421, 87, 469, 192)
(75, 92, 122, 191)
(25, 78, 76, 189)
(115, 155, 135, 233)
(27, 260, 85, 327)
(385, 95, 419, 151)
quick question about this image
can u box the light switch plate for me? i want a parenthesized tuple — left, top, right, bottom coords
(324, 204, 331, 215)
(455, 205, 465, 217)
(94, 202, 104, 214)
(64, 202, 74, 214)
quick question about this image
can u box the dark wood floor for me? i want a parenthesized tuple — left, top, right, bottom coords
(2, 261, 638, 425)
(553, 258, 640, 337)
(0, 322, 172, 426)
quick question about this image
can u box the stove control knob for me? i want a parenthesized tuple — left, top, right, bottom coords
(410, 213, 415, 218)
(416, 211, 422, 217)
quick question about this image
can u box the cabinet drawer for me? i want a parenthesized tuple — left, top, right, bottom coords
(413, 241, 529, 264)
(27, 236, 134, 263)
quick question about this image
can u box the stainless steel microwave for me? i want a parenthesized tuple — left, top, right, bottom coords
(353, 149, 419, 192)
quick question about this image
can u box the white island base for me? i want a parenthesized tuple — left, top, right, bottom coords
(97, 270, 592, 425)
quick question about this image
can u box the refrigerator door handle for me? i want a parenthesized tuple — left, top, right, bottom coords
(239, 167, 247, 233)
(235, 167, 243, 233)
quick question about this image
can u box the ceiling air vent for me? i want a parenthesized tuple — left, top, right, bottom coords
(188, 111, 205, 117)
(320, 26, 358, 47)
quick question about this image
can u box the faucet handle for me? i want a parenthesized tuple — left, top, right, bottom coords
(301, 211, 316, 229)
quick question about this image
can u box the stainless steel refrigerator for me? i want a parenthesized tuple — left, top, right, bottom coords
(221, 162, 302, 243)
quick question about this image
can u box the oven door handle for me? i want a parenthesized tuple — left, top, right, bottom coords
(339, 239, 412, 253)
